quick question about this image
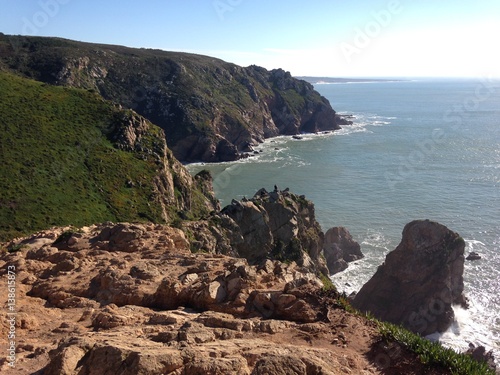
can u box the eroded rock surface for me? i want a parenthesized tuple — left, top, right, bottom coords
(0, 223, 382, 374)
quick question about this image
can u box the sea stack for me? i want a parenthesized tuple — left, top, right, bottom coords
(323, 226, 364, 274)
(352, 220, 466, 336)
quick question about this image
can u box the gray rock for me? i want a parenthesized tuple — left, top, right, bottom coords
(466, 252, 481, 261)
(323, 227, 363, 275)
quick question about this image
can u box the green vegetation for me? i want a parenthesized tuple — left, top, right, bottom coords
(279, 89, 306, 116)
(318, 273, 336, 292)
(271, 237, 303, 264)
(335, 296, 494, 374)
(6, 243, 27, 253)
(53, 230, 78, 245)
(0, 72, 173, 241)
(378, 321, 494, 375)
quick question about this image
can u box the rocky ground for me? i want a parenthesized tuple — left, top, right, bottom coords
(0, 222, 455, 374)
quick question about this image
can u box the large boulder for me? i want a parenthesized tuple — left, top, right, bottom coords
(323, 227, 363, 274)
(352, 220, 466, 336)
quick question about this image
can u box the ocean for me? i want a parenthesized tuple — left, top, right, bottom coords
(187, 78, 500, 358)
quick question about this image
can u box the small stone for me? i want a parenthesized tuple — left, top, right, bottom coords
(466, 252, 481, 261)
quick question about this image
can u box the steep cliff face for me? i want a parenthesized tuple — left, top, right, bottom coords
(0, 34, 348, 162)
(0, 71, 216, 241)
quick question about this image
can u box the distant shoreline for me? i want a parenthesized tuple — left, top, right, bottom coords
(296, 76, 407, 84)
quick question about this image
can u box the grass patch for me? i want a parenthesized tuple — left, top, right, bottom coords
(6, 243, 27, 253)
(319, 273, 336, 292)
(334, 296, 494, 374)
(271, 238, 303, 264)
(378, 321, 495, 374)
(0, 72, 170, 240)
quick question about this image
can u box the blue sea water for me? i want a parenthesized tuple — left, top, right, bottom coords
(187, 78, 500, 357)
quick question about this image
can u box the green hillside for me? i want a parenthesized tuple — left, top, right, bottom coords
(0, 72, 211, 241)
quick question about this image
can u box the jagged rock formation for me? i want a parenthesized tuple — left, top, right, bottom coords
(352, 220, 466, 336)
(0, 223, 384, 374)
(182, 188, 329, 277)
(323, 226, 364, 274)
(0, 34, 351, 162)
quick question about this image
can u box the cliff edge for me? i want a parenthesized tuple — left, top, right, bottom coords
(0, 71, 216, 241)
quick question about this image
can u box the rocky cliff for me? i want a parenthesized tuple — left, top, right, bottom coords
(0, 34, 350, 162)
(352, 220, 467, 336)
(0, 34, 493, 375)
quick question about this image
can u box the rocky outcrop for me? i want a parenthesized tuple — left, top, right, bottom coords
(323, 227, 364, 274)
(214, 188, 328, 276)
(352, 220, 466, 336)
(182, 188, 361, 278)
(14, 222, 327, 321)
(0, 34, 350, 162)
(1, 221, 485, 374)
(109, 111, 218, 222)
(466, 251, 482, 261)
(0, 222, 383, 375)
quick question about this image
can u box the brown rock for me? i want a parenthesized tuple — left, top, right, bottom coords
(219, 189, 328, 276)
(466, 344, 496, 372)
(221, 200, 273, 262)
(44, 343, 88, 375)
(252, 354, 307, 375)
(0, 221, 453, 374)
(352, 220, 466, 335)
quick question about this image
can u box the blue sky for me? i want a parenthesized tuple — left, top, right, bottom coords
(1, 0, 499, 77)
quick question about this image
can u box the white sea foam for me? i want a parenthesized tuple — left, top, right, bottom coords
(427, 302, 500, 360)
(331, 229, 392, 294)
